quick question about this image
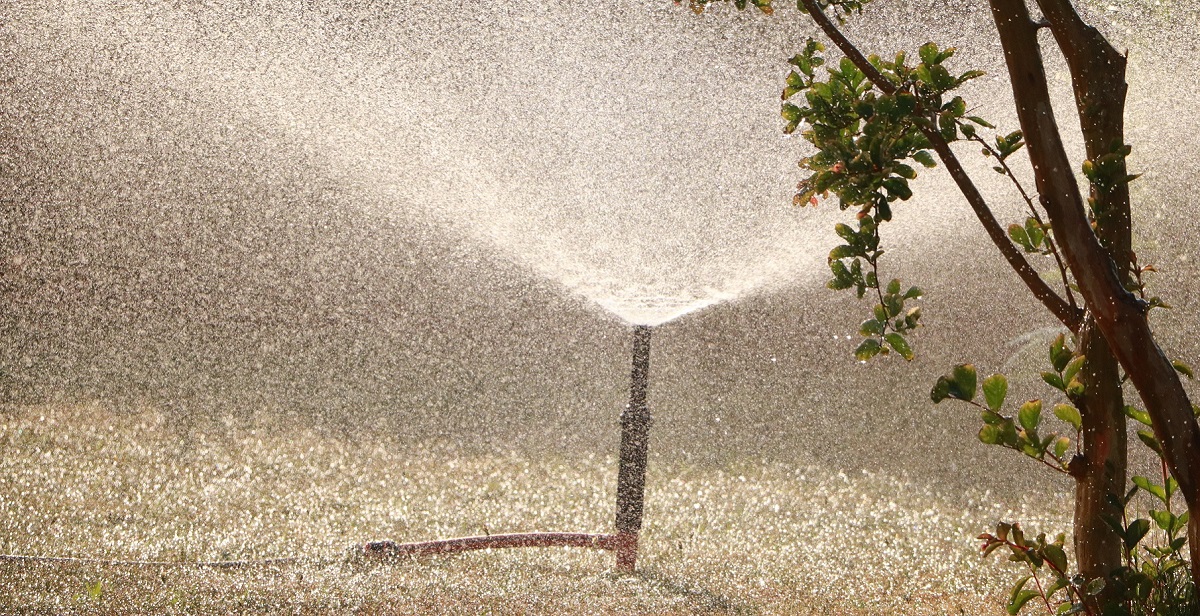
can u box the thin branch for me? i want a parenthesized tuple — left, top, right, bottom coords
(969, 131, 1078, 311)
(1026, 566, 1057, 615)
(797, 0, 1083, 332)
(798, 0, 897, 94)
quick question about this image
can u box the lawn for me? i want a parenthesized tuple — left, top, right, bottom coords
(0, 402, 1069, 614)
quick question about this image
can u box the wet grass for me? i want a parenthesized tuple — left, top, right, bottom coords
(0, 402, 1069, 614)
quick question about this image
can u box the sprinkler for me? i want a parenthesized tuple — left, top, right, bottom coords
(362, 324, 656, 573)
(615, 324, 652, 571)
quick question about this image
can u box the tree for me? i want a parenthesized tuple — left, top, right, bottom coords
(690, 0, 1199, 610)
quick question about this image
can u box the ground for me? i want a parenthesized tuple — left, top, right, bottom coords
(0, 402, 1070, 614)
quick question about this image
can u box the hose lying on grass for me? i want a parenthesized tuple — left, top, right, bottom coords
(0, 531, 620, 568)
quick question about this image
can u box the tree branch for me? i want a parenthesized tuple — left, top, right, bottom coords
(1034, 0, 1133, 280)
(797, 0, 1083, 331)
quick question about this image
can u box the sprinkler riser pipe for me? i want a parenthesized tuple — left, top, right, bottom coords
(615, 324, 652, 572)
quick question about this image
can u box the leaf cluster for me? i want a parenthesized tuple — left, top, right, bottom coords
(977, 523, 1105, 615)
(783, 40, 985, 365)
(940, 334, 1198, 613)
(1081, 142, 1139, 196)
(784, 41, 981, 213)
(1008, 216, 1051, 255)
(931, 359, 1079, 473)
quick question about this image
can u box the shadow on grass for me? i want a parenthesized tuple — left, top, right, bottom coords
(607, 567, 751, 615)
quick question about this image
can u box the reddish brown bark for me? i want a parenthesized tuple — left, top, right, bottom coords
(1074, 319, 1127, 592)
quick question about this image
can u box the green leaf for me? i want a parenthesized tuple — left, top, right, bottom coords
(1124, 405, 1153, 427)
(828, 244, 858, 261)
(1024, 217, 1045, 248)
(945, 96, 966, 117)
(1050, 334, 1072, 372)
(903, 306, 922, 329)
(912, 150, 936, 168)
(1007, 224, 1032, 251)
(883, 177, 912, 200)
(1001, 421, 1019, 447)
(1043, 544, 1068, 573)
(958, 70, 986, 84)
(949, 364, 977, 401)
(1173, 360, 1195, 380)
(979, 424, 1002, 445)
(1052, 404, 1082, 431)
(1081, 159, 1096, 181)
(885, 332, 914, 360)
(859, 318, 884, 336)
(854, 338, 883, 361)
(1132, 476, 1168, 504)
(1018, 400, 1042, 433)
(918, 42, 939, 66)
(1125, 519, 1151, 550)
(1045, 576, 1069, 598)
(1053, 436, 1070, 460)
(1041, 371, 1065, 391)
(937, 111, 957, 141)
(1084, 577, 1106, 597)
(903, 286, 923, 299)
(981, 409, 1005, 425)
(827, 276, 854, 291)
(1150, 509, 1175, 532)
(930, 376, 951, 403)
(1008, 589, 1040, 615)
(1137, 429, 1163, 456)
(1063, 355, 1086, 385)
(834, 223, 858, 243)
(982, 374, 1008, 411)
(886, 278, 901, 295)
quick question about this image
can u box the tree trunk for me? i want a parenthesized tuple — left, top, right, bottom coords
(1074, 317, 1127, 603)
(988, 0, 1200, 592)
(1030, 1, 1133, 597)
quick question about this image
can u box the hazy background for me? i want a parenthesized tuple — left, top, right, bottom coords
(3, 0, 1199, 499)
